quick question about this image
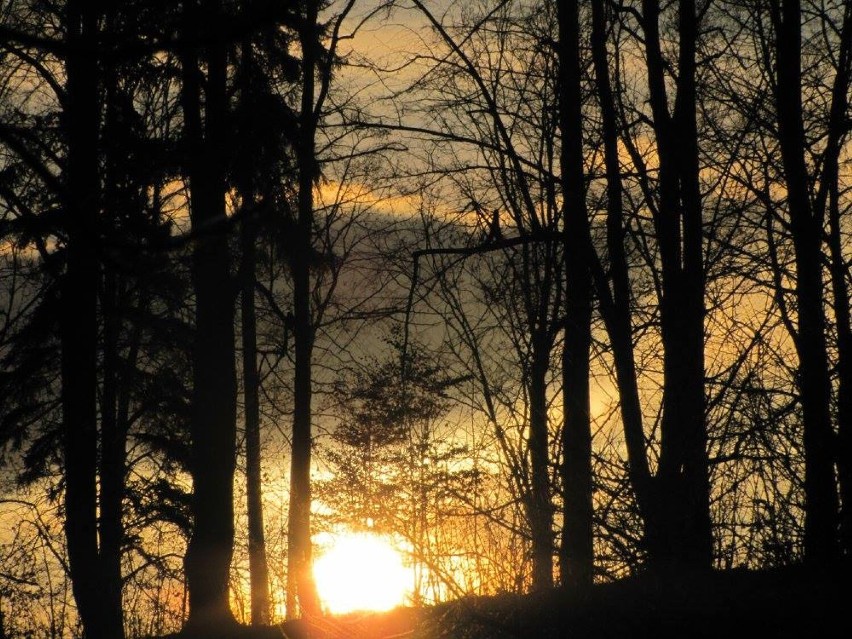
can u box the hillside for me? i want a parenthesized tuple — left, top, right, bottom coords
(168, 565, 850, 639)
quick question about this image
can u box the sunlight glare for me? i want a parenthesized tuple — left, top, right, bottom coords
(313, 532, 410, 614)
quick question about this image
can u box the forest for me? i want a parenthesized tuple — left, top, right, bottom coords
(0, 0, 850, 637)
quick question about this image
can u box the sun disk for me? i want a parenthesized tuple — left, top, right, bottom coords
(313, 532, 411, 615)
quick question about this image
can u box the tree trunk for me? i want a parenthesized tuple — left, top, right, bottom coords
(589, 0, 659, 556)
(287, 0, 322, 618)
(61, 2, 105, 637)
(181, 0, 239, 628)
(829, 169, 852, 558)
(527, 343, 553, 590)
(558, 0, 594, 588)
(243, 227, 271, 625)
(97, 40, 130, 638)
(99, 269, 126, 639)
(671, 0, 712, 568)
(772, 0, 839, 562)
(820, 3, 852, 558)
(640, 0, 712, 571)
(237, 41, 272, 626)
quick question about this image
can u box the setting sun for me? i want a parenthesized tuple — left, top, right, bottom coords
(313, 532, 411, 615)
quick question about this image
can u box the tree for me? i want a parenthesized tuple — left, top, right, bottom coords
(586, 0, 657, 570)
(232, 7, 302, 619)
(58, 2, 106, 635)
(319, 333, 449, 532)
(586, 0, 712, 570)
(179, 0, 239, 629)
(317, 330, 479, 602)
(769, 0, 839, 563)
(713, 0, 850, 564)
(826, 4, 852, 554)
(557, 0, 594, 588)
(286, 0, 323, 618)
(237, 65, 273, 628)
(285, 0, 369, 617)
(398, 0, 567, 591)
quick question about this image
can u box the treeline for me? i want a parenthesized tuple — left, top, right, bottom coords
(0, 0, 850, 638)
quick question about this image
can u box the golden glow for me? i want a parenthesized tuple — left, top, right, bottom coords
(313, 532, 411, 614)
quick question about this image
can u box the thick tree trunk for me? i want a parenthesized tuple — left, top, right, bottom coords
(641, 0, 711, 570)
(671, 0, 712, 568)
(181, 0, 239, 629)
(61, 2, 106, 637)
(287, 0, 322, 618)
(558, 0, 594, 588)
(773, 0, 839, 562)
(527, 344, 554, 590)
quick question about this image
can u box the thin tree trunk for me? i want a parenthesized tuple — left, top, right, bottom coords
(181, 0, 239, 628)
(243, 233, 271, 625)
(99, 270, 125, 639)
(287, 0, 322, 618)
(819, 2, 852, 558)
(558, 0, 594, 588)
(772, 0, 839, 562)
(589, 0, 658, 554)
(237, 39, 272, 627)
(829, 167, 852, 558)
(61, 2, 104, 637)
(528, 344, 553, 590)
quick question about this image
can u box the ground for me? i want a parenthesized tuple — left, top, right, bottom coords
(168, 565, 850, 639)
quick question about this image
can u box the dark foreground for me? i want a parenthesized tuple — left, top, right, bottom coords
(170, 566, 850, 639)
